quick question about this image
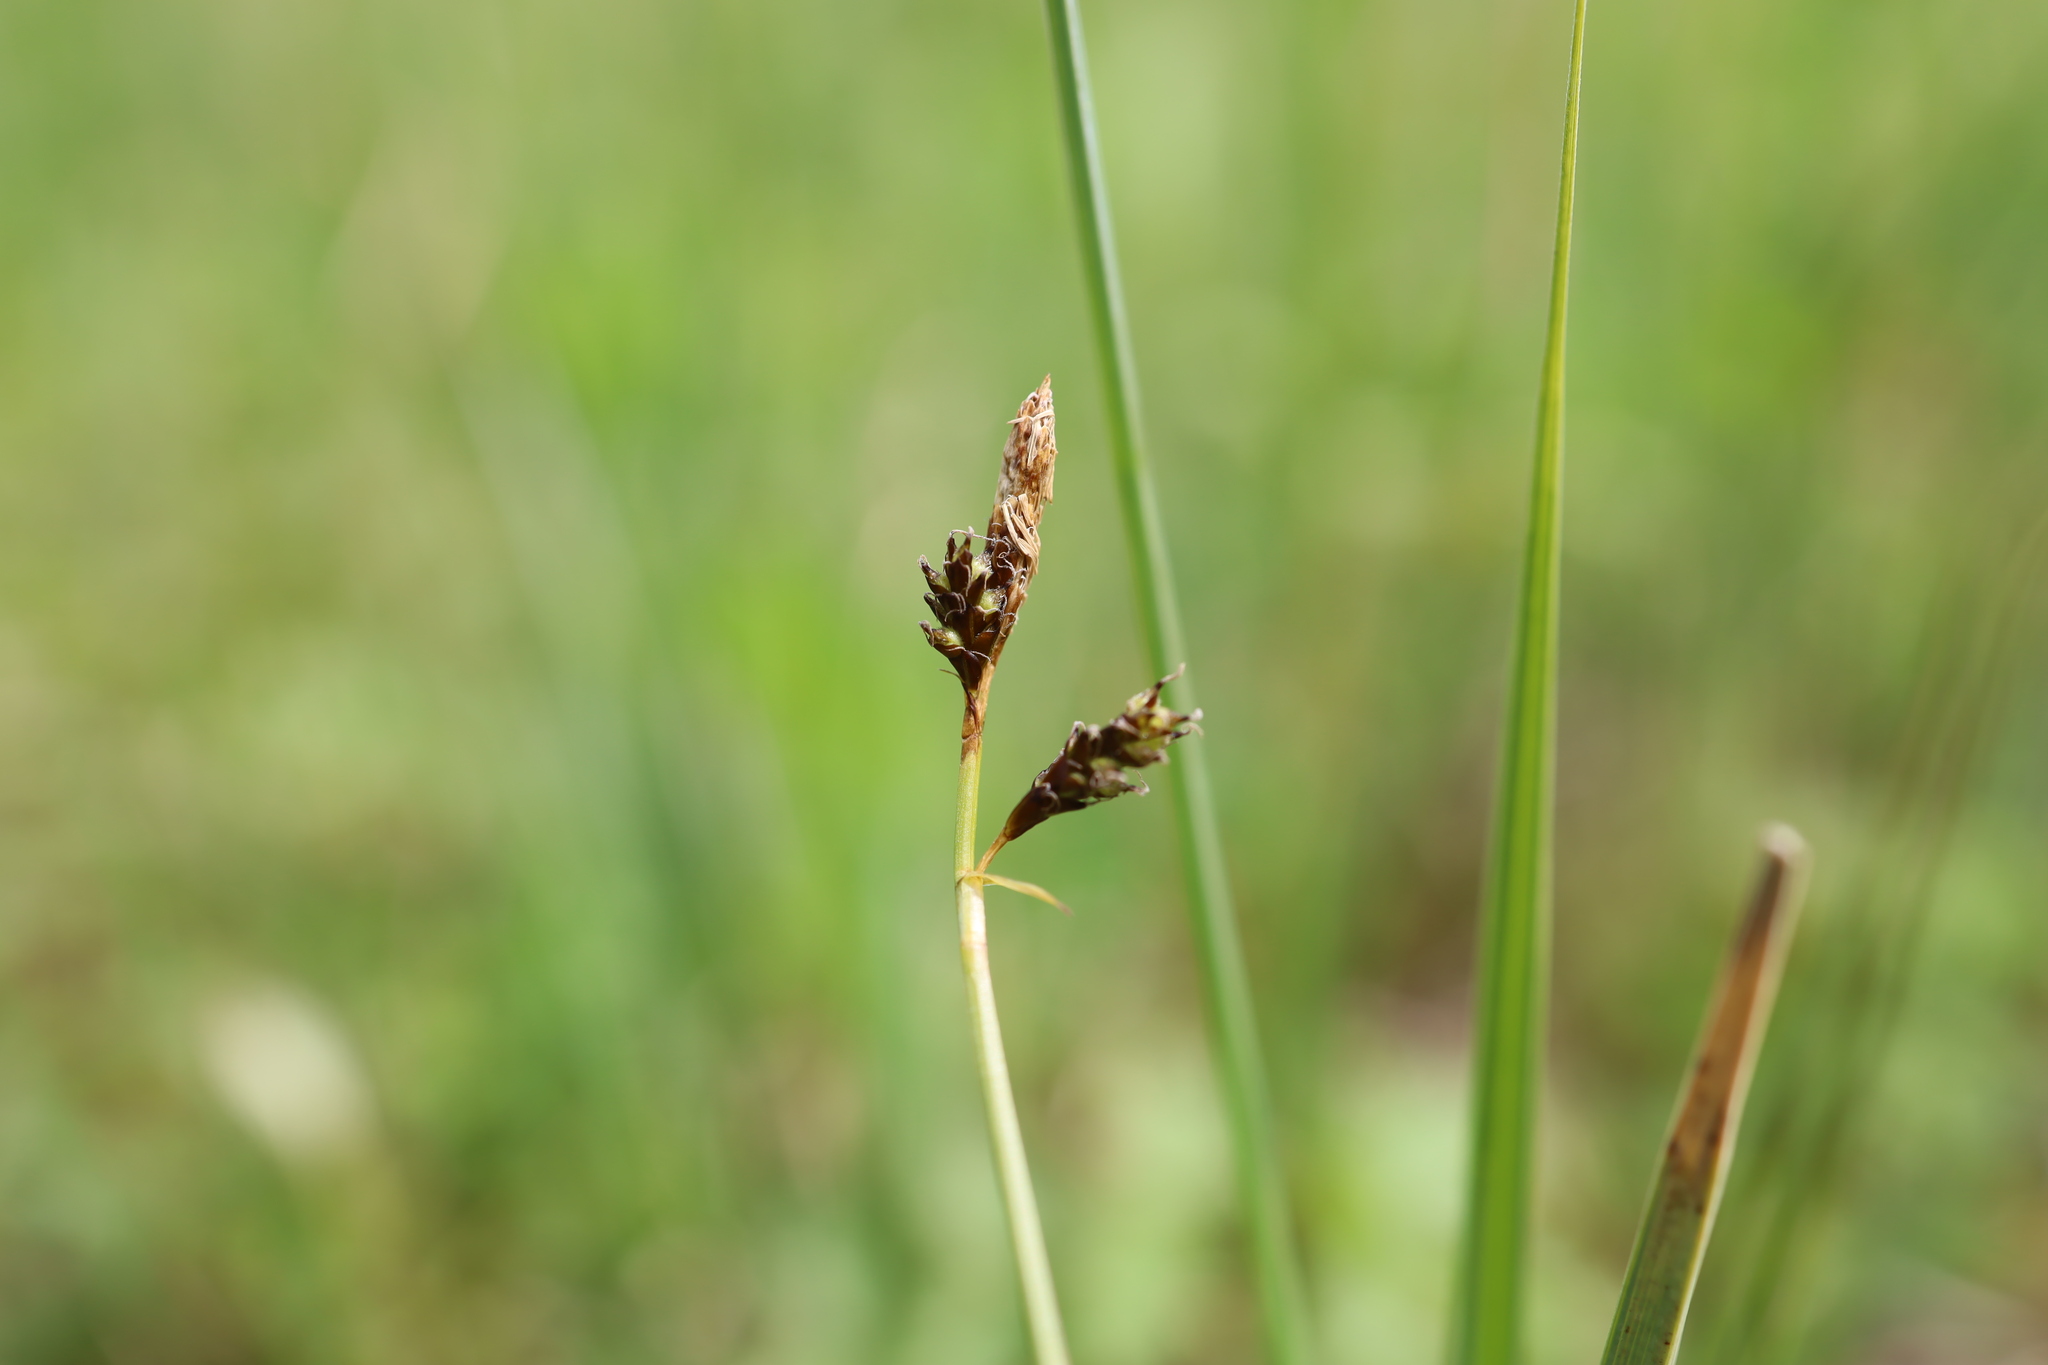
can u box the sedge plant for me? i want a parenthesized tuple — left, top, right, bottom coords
(918, 379, 1204, 1365)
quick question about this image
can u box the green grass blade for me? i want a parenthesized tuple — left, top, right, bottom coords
(1449, 2, 1589, 1362)
(1038, 4, 1315, 1363)
(1599, 828, 1811, 1365)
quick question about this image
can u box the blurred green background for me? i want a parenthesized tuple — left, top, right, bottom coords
(2, 0, 2045, 1360)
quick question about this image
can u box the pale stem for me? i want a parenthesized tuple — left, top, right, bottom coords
(955, 735, 1073, 1365)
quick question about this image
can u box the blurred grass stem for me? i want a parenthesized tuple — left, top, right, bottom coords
(1703, 508, 2048, 1365)
(955, 730, 1073, 1365)
(1449, 1, 1587, 1361)
(1039, 3, 1314, 1362)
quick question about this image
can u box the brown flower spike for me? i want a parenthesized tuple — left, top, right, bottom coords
(979, 670, 1201, 868)
(919, 379, 1057, 729)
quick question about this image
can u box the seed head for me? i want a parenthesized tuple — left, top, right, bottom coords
(990, 670, 1200, 854)
(918, 533, 1004, 693)
(919, 378, 1058, 702)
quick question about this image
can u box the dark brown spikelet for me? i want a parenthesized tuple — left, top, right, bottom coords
(919, 533, 1003, 692)
(987, 670, 1200, 859)
(919, 379, 1057, 705)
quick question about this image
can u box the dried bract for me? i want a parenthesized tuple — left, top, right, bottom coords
(918, 379, 1058, 704)
(990, 376, 1057, 602)
(989, 671, 1200, 857)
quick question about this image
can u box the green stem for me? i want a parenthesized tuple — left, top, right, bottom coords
(1039, 4, 1314, 1363)
(1449, 2, 1588, 1363)
(956, 733, 1072, 1365)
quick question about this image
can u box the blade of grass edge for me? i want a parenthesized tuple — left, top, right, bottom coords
(1038, 4, 1316, 1363)
(1449, 3, 1588, 1362)
(1599, 827, 1812, 1365)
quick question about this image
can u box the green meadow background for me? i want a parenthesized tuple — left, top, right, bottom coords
(2, 0, 2044, 1361)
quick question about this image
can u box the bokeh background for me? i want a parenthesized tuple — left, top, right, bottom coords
(2, 0, 2045, 1360)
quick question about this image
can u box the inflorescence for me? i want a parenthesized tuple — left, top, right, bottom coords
(919, 377, 1201, 882)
